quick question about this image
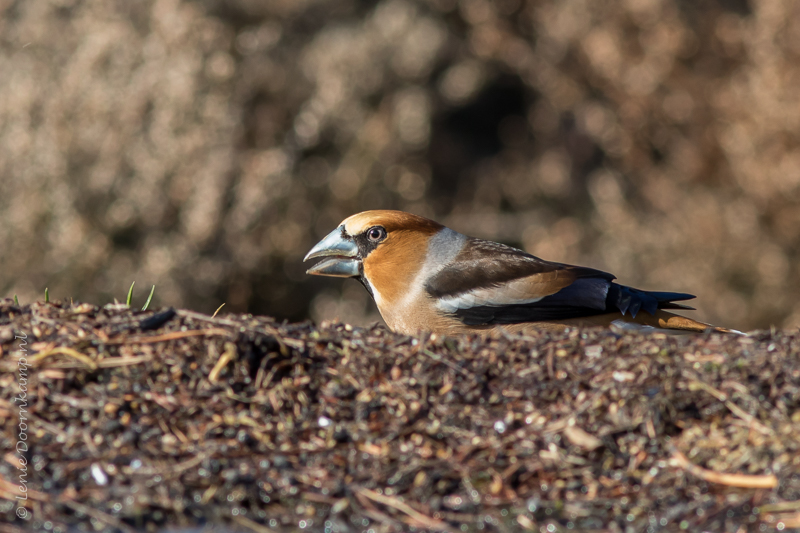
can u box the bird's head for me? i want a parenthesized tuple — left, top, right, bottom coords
(304, 210, 444, 299)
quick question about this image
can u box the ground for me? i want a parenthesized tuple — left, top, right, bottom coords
(1, 299, 799, 532)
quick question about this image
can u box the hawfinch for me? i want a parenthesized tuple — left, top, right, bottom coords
(305, 210, 734, 335)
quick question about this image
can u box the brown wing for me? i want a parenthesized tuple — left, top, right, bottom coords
(425, 237, 695, 326)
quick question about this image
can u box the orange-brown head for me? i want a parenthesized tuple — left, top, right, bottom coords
(305, 211, 454, 330)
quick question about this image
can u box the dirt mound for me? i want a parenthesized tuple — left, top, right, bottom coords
(1, 299, 798, 531)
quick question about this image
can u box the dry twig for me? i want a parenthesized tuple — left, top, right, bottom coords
(354, 487, 454, 531)
(670, 449, 778, 489)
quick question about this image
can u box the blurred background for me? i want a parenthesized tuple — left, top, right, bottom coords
(1, 0, 799, 331)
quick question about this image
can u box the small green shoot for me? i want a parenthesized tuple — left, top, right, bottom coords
(142, 285, 155, 311)
(126, 281, 135, 307)
(14, 295, 19, 306)
(45, 287, 49, 303)
(212, 303, 225, 318)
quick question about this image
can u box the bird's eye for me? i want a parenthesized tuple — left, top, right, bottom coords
(367, 226, 386, 242)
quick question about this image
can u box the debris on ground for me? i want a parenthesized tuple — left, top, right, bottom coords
(1, 299, 799, 532)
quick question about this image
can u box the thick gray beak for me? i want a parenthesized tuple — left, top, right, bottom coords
(304, 226, 360, 278)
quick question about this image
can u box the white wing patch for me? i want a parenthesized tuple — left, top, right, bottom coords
(436, 278, 545, 313)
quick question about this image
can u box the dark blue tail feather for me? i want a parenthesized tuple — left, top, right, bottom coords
(607, 284, 695, 317)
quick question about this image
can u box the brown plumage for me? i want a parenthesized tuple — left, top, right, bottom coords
(305, 210, 739, 336)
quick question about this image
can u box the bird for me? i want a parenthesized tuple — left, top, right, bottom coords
(304, 210, 736, 336)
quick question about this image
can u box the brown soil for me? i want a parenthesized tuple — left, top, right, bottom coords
(1, 299, 799, 532)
